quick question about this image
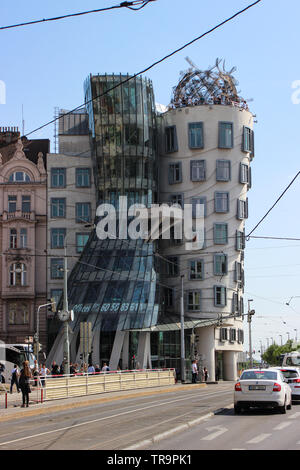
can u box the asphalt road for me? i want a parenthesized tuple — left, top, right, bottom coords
(0, 383, 233, 450)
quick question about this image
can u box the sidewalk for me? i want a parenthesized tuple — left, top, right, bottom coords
(0, 382, 208, 423)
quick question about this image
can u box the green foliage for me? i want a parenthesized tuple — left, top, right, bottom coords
(261, 340, 298, 366)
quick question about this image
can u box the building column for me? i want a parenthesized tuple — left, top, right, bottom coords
(197, 326, 215, 381)
(109, 330, 125, 371)
(223, 350, 238, 381)
(137, 331, 152, 369)
(122, 331, 129, 369)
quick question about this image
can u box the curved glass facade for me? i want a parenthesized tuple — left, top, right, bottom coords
(65, 74, 160, 355)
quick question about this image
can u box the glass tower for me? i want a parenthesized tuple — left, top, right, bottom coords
(64, 74, 160, 367)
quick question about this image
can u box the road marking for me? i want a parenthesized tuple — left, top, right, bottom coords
(201, 426, 228, 441)
(288, 412, 300, 420)
(247, 433, 271, 444)
(274, 422, 291, 431)
(0, 389, 232, 447)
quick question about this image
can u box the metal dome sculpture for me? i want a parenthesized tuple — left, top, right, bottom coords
(170, 58, 246, 108)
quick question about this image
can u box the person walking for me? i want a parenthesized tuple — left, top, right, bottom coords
(19, 361, 32, 407)
(102, 363, 110, 372)
(10, 364, 20, 393)
(191, 360, 198, 383)
(40, 364, 50, 387)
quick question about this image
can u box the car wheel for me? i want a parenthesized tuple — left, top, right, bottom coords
(234, 405, 242, 415)
(279, 398, 287, 414)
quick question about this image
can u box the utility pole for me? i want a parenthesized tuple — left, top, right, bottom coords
(247, 299, 255, 368)
(180, 275, 186, 383)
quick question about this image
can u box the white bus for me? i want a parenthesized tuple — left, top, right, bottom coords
(0, 343, 36, 383)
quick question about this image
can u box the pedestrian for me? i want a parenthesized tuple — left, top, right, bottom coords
(88, 364, 95, 374)
(204, 367, 209, 382)
(192, 360, 198, 383)
(102, 363, 110, 372)
(70, 363, 76, 375)
(32, 362, 40, 387)
(94, 364, 101, 374)
(19, 361, 32, 407)
(51, 361, 60, 377)
(10, 364, 20, 393)
(40, 364, 50, 387)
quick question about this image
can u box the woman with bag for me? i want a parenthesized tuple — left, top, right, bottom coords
(19, 361, 32, 408)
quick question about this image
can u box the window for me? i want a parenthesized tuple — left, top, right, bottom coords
(190, 160, 206, 181)
(214, 192, 229, 213)
(50, 258, 64, 279)
(168, 162, 182, 184)
(76, 168, 91, 188)
(236, 230, 245, 251)
(242, 126, 254, 155)
(214, 254, 227, 276)
(188, 122, 204, 149)
(164, 288, 174, 308)
(51, 198, 66, 218)
(235, 261, 243, 283)
(232, 292, 239, 314)
(165, 256, 179, 277)
(214, 223, 228, 245)
(20, 228, 27, 248)
(21, 195, 31, 213)
(76, 202, 91, 223)
(214, 285, 227, 307)
(51, 168, 66, 188)
(192, 196, 206, 218)
(124, 124, 139, 145)
(8, 302, 29, 325)
(8, 171, 31, 182)
(216, 160, 231, 181)
(239, 163, 251, 185)
(165, 126, 178, 153)
(9, 229, 17, 248)
(189, 260, 204, 280)
(76, 233, 90, 253)
(187, 291, 201, 311)
(219, 122, 233, 148)
(238, 329, 244, 344)
(229, 328, 236, 342)
(51, 228, 66, 248)
(237, 199, 248, 219)
(220, 328, 228, 341)
(170, 193, 183, 208)
(8, 195, 17, 213)
(50, 289, 63, 307)
(9, 263, 27, 286)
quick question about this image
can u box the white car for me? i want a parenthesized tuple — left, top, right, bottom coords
(234, 368, 292, 414)
(274, 367, 300, 403)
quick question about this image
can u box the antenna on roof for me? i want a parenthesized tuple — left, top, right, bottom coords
(22, 104, 25, 136)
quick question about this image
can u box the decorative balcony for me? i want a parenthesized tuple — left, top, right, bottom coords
(2, 210, 35, 221)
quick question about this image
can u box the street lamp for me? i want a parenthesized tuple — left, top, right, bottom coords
(286, 332, 290, 341)
(279, 334, 283, 346)
(247, 299, 255, 368)
(286, 296, 300, 306)
(294, 329, 298, 343)
(180, 275, 186, 383)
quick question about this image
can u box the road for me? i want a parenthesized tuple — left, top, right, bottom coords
(1, 382, 299, 450)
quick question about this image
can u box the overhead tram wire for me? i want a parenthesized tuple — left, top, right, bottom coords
(0, 0, 261, 145)
(0, 1, 156, 31)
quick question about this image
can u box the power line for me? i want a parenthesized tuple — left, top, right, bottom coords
(0, 1, 156, 31)
(20, 0, 262, 140)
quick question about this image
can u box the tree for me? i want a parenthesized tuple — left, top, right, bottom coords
(262, 340, 297, 366)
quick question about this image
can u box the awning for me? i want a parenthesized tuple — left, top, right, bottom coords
(125, 318, 221, 332)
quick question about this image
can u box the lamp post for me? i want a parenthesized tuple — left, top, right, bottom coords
(247, 299, 255, 368)
(286, 332, 290, 342)
(35, 300, 56, 366)
(279, 334, 283, 346)
(294, 329, 298, 344)
(180, 275, 186, 383)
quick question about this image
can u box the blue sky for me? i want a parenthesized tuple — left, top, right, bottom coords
(1, 0, 300, 357)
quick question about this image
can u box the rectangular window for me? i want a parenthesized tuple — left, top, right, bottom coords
(220, 328, 228, 341)
(242, 126, 254, 155)
(214, 223, 228, 245)
(10, 229, 17, 249)
(192, 196, 206, 218)
(76, 168, 91, 188)
(238, 329, 244, 344)
(170, 193, 184, 208)
(50, 258, 64, 279)
(51, 198, 66, 218)
(189, 260, 204, 280)
(21, 195, 31, 213)
(190, 160, 206, 181)
(219, 122, 233, 148)
(240, 163, 250, 184)
(235, 261, 243, 283)
(236, 230, 245, 251)
(214, 191, 229, 213)
(187, 291, 201, 311)
(76, 202, 91, 223)
(76, 233, 90, 253)
(232, 292, 239, 314)
(216, 160, 231, 181)
(237, 199, 249, 219)
(51, 228, 66, 248)
(168, 162, 182, 184)
(214, 254, 227, 276)
(8, 195, 17, 213)
(229, 328, 237, 342)
(188, 122, 204, 149)
(164, 288, 174, 308)
(165, 126, 178, 153)
(20, 228, 27, 248)
(214, 285, 227, 307)
(51, 168, 66, 188)
(165, 256, 179, 277)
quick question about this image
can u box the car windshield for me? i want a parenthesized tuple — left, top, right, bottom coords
(280, 369, 299, 379)
(241, 370, 277, 380)
(286, 356, 300, 366)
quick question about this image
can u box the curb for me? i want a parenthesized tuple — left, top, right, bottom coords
(0, 383, 207, 423)
(124, 412, 214, 450)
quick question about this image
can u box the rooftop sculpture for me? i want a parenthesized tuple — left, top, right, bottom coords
(170, 58, 248, 110)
